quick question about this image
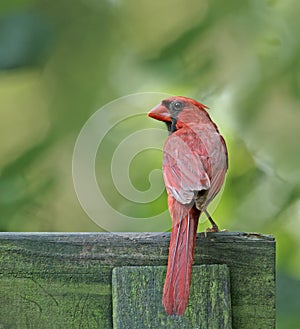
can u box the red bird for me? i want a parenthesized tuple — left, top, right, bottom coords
(148, 96, 228, 316)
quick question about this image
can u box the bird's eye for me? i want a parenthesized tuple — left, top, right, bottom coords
(172, 101, 182, 111)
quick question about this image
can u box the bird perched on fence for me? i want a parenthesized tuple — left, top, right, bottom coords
(148, 96, 228, 316)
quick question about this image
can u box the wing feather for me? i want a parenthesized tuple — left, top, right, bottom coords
(162, 134, 210, 205)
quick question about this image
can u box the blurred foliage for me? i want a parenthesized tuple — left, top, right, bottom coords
(0, 0, 299, 327)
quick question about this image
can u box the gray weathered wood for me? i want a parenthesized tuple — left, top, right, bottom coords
(112, 265, 232, 329)
(0, 232, 275, 328)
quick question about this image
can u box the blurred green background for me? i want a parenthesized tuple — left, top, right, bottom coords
(0, 0, 299, 327)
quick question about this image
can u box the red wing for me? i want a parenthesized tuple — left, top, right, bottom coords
(162, 134, 210, 205)
(206, 167, 226, 206)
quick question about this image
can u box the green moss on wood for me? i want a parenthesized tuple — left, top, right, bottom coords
(0, 232, 275, 328)
(112, 265, 232, 329)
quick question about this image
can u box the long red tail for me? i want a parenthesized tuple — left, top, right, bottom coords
(162, 206, 200, 315)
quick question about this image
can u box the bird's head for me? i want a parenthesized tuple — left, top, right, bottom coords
(148, 96, 210, 134)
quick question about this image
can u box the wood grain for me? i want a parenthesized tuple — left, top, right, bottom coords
(112, 265, 232, 329)
(0, 232, 275, 328)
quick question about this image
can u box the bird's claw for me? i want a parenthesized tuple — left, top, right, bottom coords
(204, 227, 228, 237)
(206, 223, 219, 233)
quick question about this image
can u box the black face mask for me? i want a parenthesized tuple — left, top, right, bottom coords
(165, 117, 178, 134)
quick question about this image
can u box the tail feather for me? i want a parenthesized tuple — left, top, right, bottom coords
(162, 206, 200, 315)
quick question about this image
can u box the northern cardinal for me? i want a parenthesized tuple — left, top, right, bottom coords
(148, 96, 228, 316)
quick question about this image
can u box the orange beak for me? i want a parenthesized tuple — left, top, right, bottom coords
(148, 103, 171, 123)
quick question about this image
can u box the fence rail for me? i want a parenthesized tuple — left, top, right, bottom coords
(0, 232, 275, 328)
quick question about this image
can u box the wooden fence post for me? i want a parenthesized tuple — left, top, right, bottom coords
(112, 264, 232, 329)
(0, 232, 275, 328)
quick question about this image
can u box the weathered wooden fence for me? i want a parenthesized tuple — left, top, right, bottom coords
(0, 232, 275, 328)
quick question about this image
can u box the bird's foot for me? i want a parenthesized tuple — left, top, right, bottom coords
(204, 226, 228, 237)
(206, 224, 219, 233)
(203, 210, 228, 235)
